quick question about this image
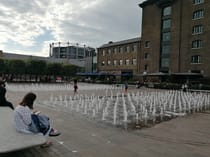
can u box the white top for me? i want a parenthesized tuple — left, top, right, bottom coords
(14, 105, 33, 134)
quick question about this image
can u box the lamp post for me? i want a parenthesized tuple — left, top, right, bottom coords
(84, 44, 86, 58)
(76, 43, 79, 59)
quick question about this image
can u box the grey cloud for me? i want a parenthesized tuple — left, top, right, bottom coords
(0, 0, 45, 15)
(57, 0, 143, 47)
(0, 0, 145, 55)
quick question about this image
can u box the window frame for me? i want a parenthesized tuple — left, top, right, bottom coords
(144, 53, 150, 59)
(126, 59, 130, 65)
(132, 58, 137, 65)
(107, 60, 111, 65)
(102, 50, 105, 56)
(192, 10, 204, 20)
(162, 19, 171, 29)
(191, 55, 201, 64)
(113, 60, 117, 66)
(192, 40, 203, 49)
(193, 0, 204, 5)
(119, 59, 123, 65)
(145, 41, 151, 48)
(162, 6, 172, 16)
(192, 25, 203, 35)
(114, 48, 117, 54)
(162, 32, 171, 41)
(120, 47, 124, 54)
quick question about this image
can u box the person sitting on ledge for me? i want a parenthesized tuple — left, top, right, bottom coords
(0, 86, 14, 110)
(14, 92, 60, 147)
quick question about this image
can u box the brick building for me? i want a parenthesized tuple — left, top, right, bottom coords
(97, 37, 140, 79)
(139, 0, 210, 78)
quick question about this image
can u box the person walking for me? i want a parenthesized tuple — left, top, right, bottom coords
(73, 79, 78, 95)
(124, 81, 128, 93)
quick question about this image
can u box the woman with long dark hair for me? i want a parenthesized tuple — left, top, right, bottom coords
(14, 92, 60, 146)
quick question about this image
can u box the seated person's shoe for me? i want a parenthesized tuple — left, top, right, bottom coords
(49, 128, 61, 137)
(41, 141, 53, 148)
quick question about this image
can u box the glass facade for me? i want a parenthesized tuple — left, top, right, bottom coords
(162, 19, 171, 29)
(163, 6, 171, 16)
(162, 32, 171, 41)
(160, 6, 172, 71)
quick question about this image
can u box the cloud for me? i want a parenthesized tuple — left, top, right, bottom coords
(0, 0, 144, 56)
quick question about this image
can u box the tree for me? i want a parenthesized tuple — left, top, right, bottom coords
(46, 63, 62, 81)
(8, 60, 26, 75)
(0, 59, 5, 73)
(8, 59, 26, 81)
(26, 60, 47, 82)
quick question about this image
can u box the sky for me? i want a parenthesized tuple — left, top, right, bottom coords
(0, 0, 144, 57)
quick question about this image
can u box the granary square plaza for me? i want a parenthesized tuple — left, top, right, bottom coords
(1, 83, 210, 157)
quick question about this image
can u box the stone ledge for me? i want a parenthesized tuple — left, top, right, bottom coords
(0, 107, 46, 153)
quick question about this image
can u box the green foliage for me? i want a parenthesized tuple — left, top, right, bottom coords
(0, 58, 81, 82)
(8, 59, 26, 74)
(0, 59, 5, 73)
(46, 63, 62, 76)
(27, 60, 46, 75)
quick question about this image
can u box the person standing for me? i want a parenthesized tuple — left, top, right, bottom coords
(73, 79, 78, 95)
(124, 81, 128, 93)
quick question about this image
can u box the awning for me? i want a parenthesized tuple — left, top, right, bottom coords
(171, 73, 203, 77)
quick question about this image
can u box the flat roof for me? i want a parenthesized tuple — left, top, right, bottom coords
(139, 0, 175, 8)
(98, 37, 141, 48)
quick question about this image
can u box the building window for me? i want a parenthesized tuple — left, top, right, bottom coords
(191, 55, 201, 63)
(145, 41, 151, 48)
(144, 53, 150, 59)
(113, 60, 117, 66)
(162, 19, 171, 29)
(120, 47, 123, 53)
(132, 59, 136, 65)
(114, 48, 117, 54)
(119, 60, 123, 65)
(126, 59, 130, 65)
(107, 60, 111, 65)
(144, 65, 148, 71)
(126, 46, 130, 53)
(192, 25, 203, 34)
(163, 6, 171, 16)
(133, 45, 137, 52)
(102, 50, 105, 56)
(192, 40, 203, 48)
(108, 49, 111, 55)
(162, 45, 170, 57)
(101, 61, 105, 66)
(193, 10, 204, 20)
(161, 58, 170, 67)
(162, 32, 171, 41)
(193, 0, 204, 5)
